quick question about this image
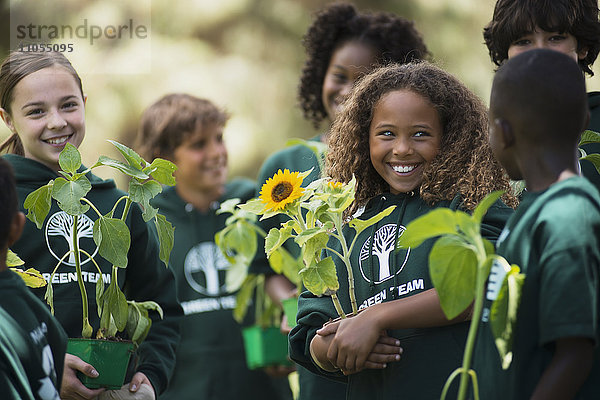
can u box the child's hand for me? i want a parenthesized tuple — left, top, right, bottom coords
(61, 353, 106, 399)
(317, 310, 402, 374)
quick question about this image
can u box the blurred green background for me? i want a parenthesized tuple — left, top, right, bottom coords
(1, 0, 599, 187)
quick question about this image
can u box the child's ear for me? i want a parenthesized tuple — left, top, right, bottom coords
(577, 46, 588, 61)
(495, 118, 515, 149)
(0, 108, 16, 134)
(8, 212, 25, 247)
(83, 94, 88, 105)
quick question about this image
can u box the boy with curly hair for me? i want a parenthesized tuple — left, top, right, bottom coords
(483, 0, 600, 188)
(0, 158, 67, 400)
(474, 48, 600, 400)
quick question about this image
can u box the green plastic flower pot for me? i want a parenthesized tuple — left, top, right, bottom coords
(241, 326, 292, 370)
(281, 297, 298, 328)
(67, 338, 135, 389)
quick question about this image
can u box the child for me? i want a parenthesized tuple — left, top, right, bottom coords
(483, 0, 600, 189)
(252, 4, 429, 398)
(288, 61, 518, 399)
(135, 93, 292, 400)
(474, 49, 600, 400)
(0, 51, 182, 400)
(0, 158, 67, 399)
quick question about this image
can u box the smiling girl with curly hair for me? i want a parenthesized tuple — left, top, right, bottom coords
(289, 61, 517, 399)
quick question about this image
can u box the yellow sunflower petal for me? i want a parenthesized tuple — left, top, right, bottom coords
(259, 169, 304, 211)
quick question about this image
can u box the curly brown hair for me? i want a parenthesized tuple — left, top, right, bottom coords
(326, 61, 518, 217)
(298, 2, 429, 128)
(484, 0, 600, 76)
(135, 93, 229, 161)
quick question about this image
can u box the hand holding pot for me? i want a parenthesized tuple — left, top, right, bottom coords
(61, 353, 105, 399)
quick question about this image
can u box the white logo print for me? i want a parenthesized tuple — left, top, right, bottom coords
(184, 242, 230, 296)
(45, 211, 98, 266)
(358, 224, 410, 284)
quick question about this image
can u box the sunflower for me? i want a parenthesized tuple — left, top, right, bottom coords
(260, 169, 304, 211)
(327, 181, 344, 191)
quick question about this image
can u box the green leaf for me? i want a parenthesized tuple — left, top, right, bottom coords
(93, 216, 130, 268)
(472, 191, 504, 224)
(299, 256, 339, 297)
(239, 198, 268, 215)
(101, 279, 128, 332)
(126, 300, 163, 345)
(154, 213, 175, 267)
(44, 282, 54, 315)
(579, 130, 600, 146)
(264, 224, 293, 258)
(129, 180, 162, 222)
(580, 153, 600, 176)
(6, 249, 24, 267)
(490, 260, 525, 370)
(144, 158, 177, 186)
(108, 140, 144, 170)
(268, 247, 302, 286)
(24, 183, 53, 228)
(429, 236, 478, 319)
(58, 143, 82, 174)
(9, 267, 47, 288)
(216, 198, 242, 215)
(233, 275, 258, 323)
(51, 176, 91, 216)
(296, 228, 329, 268)
(397, 208, 460, 249)
(96, 156, 149, 180)
(95, 276, 105, 318)
(349, 205, 396, 236)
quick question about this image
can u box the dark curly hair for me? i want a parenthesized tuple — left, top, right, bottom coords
(298, 2, 429, 128)
(326, 61, 518, 218)
(484, 0, 600, 76)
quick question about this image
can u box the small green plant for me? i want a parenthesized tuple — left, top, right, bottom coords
(397, 191, 524, 400)
(23, 141, 176, 345)
(229, 169, 394, 318)
(579, 129, 600, 173)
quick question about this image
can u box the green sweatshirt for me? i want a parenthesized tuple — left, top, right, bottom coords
(2, 154, 182, 395)
(0, 269, 67, 400)
(474, 177, 600, 400)
(289, 192, 513, 400)
(251, 139, 348, 400)
(152, 180, 292, 400)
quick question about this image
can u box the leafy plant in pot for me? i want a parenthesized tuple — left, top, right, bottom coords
(215, 198, 296, 369)
(23, 141, 176, 389)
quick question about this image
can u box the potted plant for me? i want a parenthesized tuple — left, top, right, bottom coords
(215, 198, 296, 369)
(23, 141, 176, 389)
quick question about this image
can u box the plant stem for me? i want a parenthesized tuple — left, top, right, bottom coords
(334, 215, 357, 314)
(330, 293, 346, 319)
(72, 214, 92, 338)
(455, 241, 488, 400)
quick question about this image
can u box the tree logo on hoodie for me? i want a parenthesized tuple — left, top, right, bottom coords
(45, 211, 98, 266)
(358, 223, 410, 284)
(184, 242, 230, 296)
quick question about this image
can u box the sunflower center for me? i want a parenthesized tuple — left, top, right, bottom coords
(271, 182, 294, 202)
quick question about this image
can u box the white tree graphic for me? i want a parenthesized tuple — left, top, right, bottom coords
(46, 212, 94, 265)
(359, 224, 399, 283)
(184, 243, 230, 296)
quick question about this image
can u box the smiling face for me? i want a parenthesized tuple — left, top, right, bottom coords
(0, 65, 86, 171)
(508, 26, 588, 62)
(321, 40, 378, 121)
(172, 122, 228, 200)
(369, 89, 442, 194)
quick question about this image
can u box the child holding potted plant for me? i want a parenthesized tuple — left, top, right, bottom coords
(0, 51, 182, 400)
(0, 158, 67, 399)
(135, 93, 292, 400)
(288, 61, 518, 399)
(474, 49, 600, 400)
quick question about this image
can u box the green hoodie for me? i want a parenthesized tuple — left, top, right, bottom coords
(152, 180, 292, 400)
(2, 154, 182, 395)
(0, 269, 67, 400)
(289, 192, 513, 400)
